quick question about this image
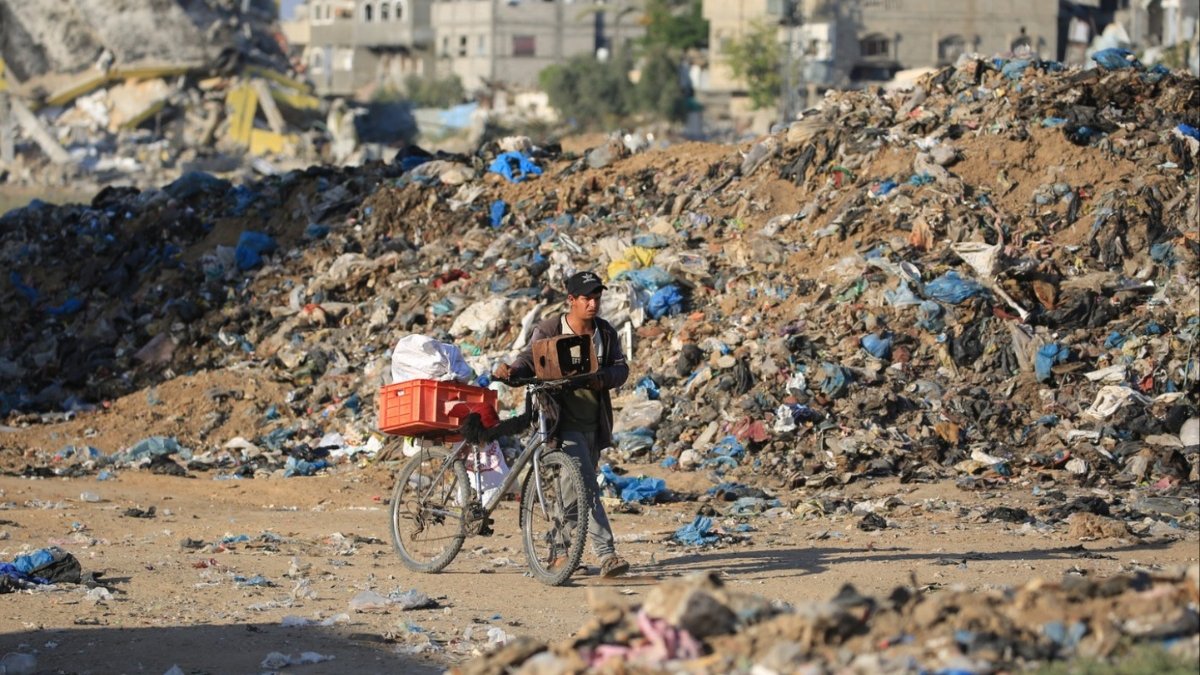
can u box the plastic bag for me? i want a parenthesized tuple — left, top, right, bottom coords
(449, 297, 509, 337)
(390, 335, 474, 383)
(647, 285, 684, 318)
(464, 441, 510, 505)
(613, 399, 665, 433)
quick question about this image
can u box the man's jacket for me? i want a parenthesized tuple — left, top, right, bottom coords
(509, 314, 629, 449)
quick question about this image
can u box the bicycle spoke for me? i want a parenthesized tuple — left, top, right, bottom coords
(390, 445, 469, 573)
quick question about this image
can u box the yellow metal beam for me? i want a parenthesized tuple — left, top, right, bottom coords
(226, 84, 258, 146)
(45, 71, 112, 107)
(249, 128, 294, 155)
(0, 57, 7, 93)
(271, 88, 321, 111)
(113, 63, 196, 81)
(243, 65, 313, 94)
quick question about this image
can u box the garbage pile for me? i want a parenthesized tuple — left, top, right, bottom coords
(451, 566, 1200, 674)
(1, 57, 1197, 493)
(0, 0, 330, 191)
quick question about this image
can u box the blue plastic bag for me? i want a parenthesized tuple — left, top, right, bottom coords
(9, 272, 39, 304)
(600, 464, 666, 503)
(612, 428, 656, 454)
(711, 435, 745, 458)
(1091, 48, 1139, 70)
(647, 284, 684, 318)
(924, 270, 986, 304)
(634, 376, 660, 400)
(489, 200, 507, 228)
(235, 231, 277, 270)
(616, 266, 673, 291)
(861, 332, 893, 359)
(46, 297, 84, 315)
(673, 515, 719, 546)
(1035, 343, 1070, 382)
(1001, 58, 1032, 79)
(487, 152, 542, 183)
(819, 363, 852, 399)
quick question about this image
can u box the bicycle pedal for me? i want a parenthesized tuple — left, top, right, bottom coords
(478, 517, 495, 536)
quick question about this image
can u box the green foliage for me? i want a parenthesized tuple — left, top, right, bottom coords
(633, 46, 686, 121)
(724, 20, 782, 110)
(539, 1, 705, 127)
(539, 54, 632, 129)
(642, 0, 708, 51)
(401, 74, 465, 108)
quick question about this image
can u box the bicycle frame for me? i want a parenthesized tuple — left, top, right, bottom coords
(412, 385, 560, 525)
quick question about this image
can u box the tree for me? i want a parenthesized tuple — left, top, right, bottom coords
(402, 74, 465, 108)
(539, 55, 632, 129)
(641, 0, 708, 52)
(633, 45, 686, 121)
(724, 21, 782, 110)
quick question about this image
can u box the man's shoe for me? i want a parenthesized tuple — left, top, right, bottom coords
(600, 555, 630, 578)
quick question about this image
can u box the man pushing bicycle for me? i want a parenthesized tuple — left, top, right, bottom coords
(494, 271, 632, 578)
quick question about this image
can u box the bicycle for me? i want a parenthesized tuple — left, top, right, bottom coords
(387, 373, 596, 586)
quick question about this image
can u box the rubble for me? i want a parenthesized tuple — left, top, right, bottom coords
(0, 0, 330, 192)
(451, 567, 1200, 674)
(0, 54, 1195, 554)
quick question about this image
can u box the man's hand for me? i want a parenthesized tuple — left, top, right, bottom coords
(493, 363, 512, 381)
(587, 373, 604, 391)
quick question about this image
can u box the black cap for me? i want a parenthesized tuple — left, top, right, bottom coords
(566, 270, 606, 296)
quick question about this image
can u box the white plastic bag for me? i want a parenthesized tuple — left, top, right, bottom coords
(390, 334, 474, 383)
(464, 441, 510, 505)
(449, 297, 509, 337)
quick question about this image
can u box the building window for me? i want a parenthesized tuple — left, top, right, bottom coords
(337, 47, 355, 70)
(309, 51, 325, 72)
(442, 36, 450, 57)
(380, 2, 389, 20)
(477, 34, 487, 56)
(513, 35, 536, 57)
(363, 2, 373, 22)
(859, 33, 890, 59)
(459, 35, 468, 57)
(395, 1, 404, 20)
(938, 35, 966, 65)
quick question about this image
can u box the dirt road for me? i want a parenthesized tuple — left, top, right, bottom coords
(0, 465, 1194, 674)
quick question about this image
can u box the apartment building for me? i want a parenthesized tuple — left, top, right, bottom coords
(703, 0, 1062, 95)
(429, 0, 641, 92)
(299, 0, 642, 98)
(304, 0, 434, 97)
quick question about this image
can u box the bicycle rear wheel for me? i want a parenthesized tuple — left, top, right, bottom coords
(520, 451, 589, 586)
(390, 445, 468, 573)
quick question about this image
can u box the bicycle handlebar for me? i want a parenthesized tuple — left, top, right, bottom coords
(495, 372, 598, 389)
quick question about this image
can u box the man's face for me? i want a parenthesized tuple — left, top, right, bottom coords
(568, 291, 602, 320)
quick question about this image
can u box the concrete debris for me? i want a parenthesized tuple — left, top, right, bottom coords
(452, 567, 1200, 674)
(0, 57, 1195, 526)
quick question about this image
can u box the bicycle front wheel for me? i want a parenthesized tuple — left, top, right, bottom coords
(520, 451, 589, 586)
(390, 445, 468, 573)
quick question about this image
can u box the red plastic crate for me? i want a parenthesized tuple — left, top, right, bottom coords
(377, 379, 498, 438)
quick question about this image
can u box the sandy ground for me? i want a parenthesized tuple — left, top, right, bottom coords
(0, 463, 1195, 675)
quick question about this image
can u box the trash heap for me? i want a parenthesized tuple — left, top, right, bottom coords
(1, 57, 1197, 490)
(451, 566, 1200, 674)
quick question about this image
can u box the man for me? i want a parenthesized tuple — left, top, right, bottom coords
(494, 271, 631, 578)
